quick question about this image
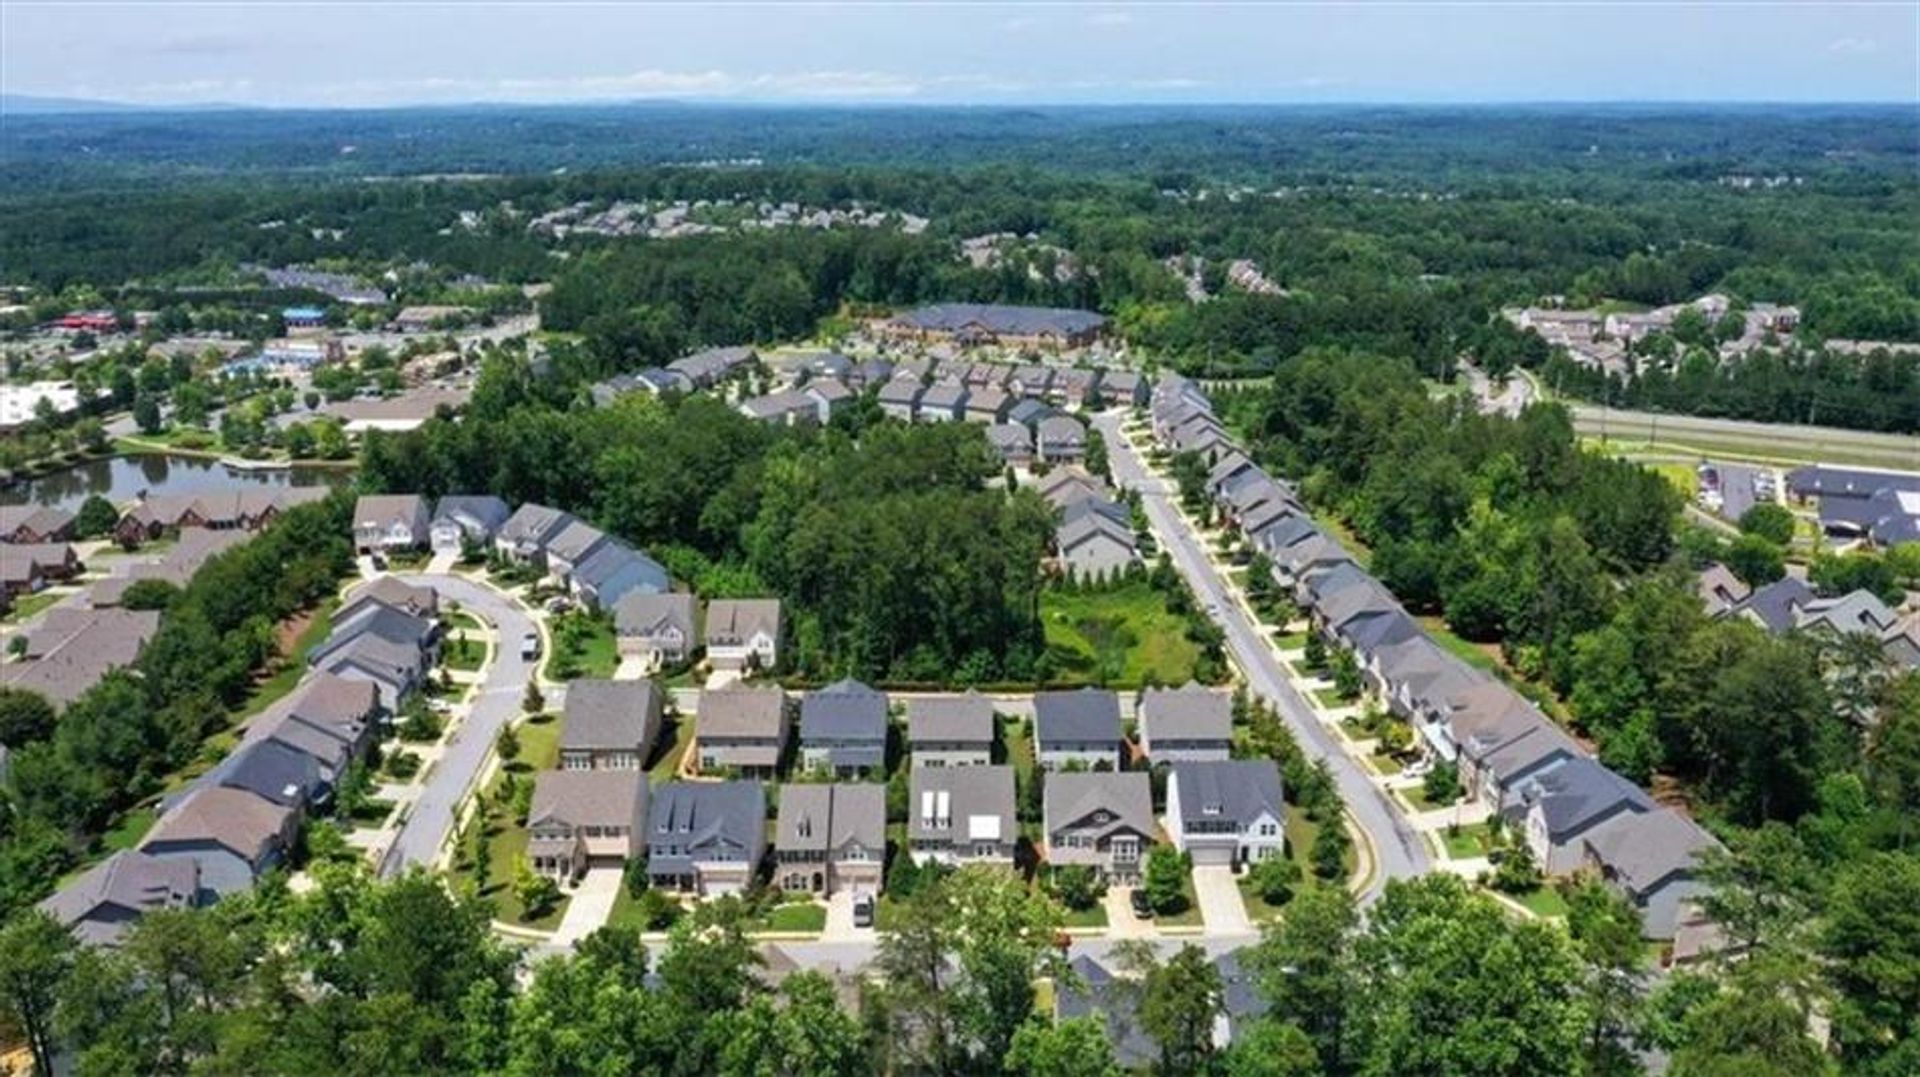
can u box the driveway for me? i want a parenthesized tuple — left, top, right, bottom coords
(1192, 866, 1252, 936)
(1103, 886, 1155, 939)
(819, 890, 874, 944)
(379, 573, 538, 876)
(552, 867, 623, 947)
(1096, 411, 1432, 902)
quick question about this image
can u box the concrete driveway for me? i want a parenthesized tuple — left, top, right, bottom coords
(1192, 866, 1252, 935)
(1104, 886, 1155, 939)
(819, 890, 874, 943)
(552, 867, 623, 947)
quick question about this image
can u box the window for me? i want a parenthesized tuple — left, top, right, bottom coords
(1112, 839, 1139, 863)
(1258, 823, 1278, 837)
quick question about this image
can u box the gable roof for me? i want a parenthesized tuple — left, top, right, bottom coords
(891, 303, 1106, 337)
(1728, 576, 1815, 632)
(776, 782, 886, 853)
(1169, 760, 1284, 828)
(1139, 683, 1233, 742)
(1044, 770, 1155, 838)
(1522, 757, 1653, 839)
(908, 764, 1016, 842)
(546, 519, 609, 564)
(430, 495, 510, 532)
(210, 739, 325, 808)
(39, 850, 199, 946)
(907, 692, 995, 745)
(1581, 807, 1721, 895)
(1033, 688, 1122, 746)
(706, 598, 782, 643)
(612, 591, 697, 640)
(562, 678, 663, 751)
(697, 685, 787, 739)
(353, 494, 428, 530)
(800, 679, 889, 742)
(496, 503, 575, 552)
(143, 786, 292, 869)
(1057, 511, 1136, 557)
(572, 540, 670, 596)
(530, 769, 648, 831)
(647, 780, 764, 851)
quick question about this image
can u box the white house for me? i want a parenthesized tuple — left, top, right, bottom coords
(1163, 760, 1286, 867)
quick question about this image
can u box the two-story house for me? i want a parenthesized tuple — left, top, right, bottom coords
(908, 765, 1017, 868)
(774, 782, 886, 896)
(352, 494, 430, 553)
(612, 591, 699, 669)
(1163, 760, 1285, 866)
(798, 679, 889, 776)
(1137, 683, 1233, 762)
(560, 679, 663, 771)
(1033, 688, 1125, 770)
(140, 786, 297, 901)
(705, 598, 783, 672)
(907, 692, 996, 767)
(526, 769, 649, 881)
(1516, 757, 1653, 875)
(1043, 771, 1156, 883)
(646, 781, 767, 896)
(694, 685, 789, 777)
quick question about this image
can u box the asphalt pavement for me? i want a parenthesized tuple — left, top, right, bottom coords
(379, 573, 538, 877)
(1094, 412, 1432, 902)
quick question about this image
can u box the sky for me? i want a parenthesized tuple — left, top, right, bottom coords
(2, 2, 1916, 109)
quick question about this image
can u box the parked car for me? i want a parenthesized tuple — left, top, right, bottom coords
(1130, 889, 1154, 919)
(852, 892, 875, 928)
(544, 596, 573, 614)
(520, 632, 541, 660)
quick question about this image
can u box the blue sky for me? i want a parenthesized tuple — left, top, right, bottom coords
(3, 2, 1915, 108)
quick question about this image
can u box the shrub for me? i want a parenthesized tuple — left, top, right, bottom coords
(1049, 865, 1108, 911)
(1422, 761, 1461, 807)
(1246, 855, 1303, 906)
(1143, 847, 1190, 914)
(384, 751, 422, 780)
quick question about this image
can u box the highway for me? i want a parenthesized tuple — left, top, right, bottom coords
(1095, 413, 1432, 902)
(379, 573, 539, 877)
(1567, 403, 1920, 471)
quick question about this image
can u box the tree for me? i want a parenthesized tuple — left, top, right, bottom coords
(1421, 760, 1461, 806)
(1048, 865, 1106, 911)
(522, 681, 545, 714)
(0, 911, 76, 1076)
(1738, 503, 1796, 545)
(495, 723, 520, 764)
(515, 863, 561, 917)
(1005, 1015, 1122, 1077)
(1489, 839, 1543, 893)
(1821, 851, 1920, 1060)
(0, 686, 57, 747)
(1565, 880, 1649, 1077)
(72, 494, 119, 539)
(119, 578, 182, 611)
(1246, 884, 1358, 1071)
(1142, 847, 1189, 914)
(1724, 533, 1787, 586)
(1245, 854, 1302, 907)
(1218, 1019, 1322, 1077)
(1330, 646, 1363, 700)
(133, 393, 164, 435)
(1310, 819, 1349, 880)
(1123, 942, 1225, 1073)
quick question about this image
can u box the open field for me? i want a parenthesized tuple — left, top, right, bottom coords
(1040, 582, 1204, 687)
(1572, 406, 1920, 471)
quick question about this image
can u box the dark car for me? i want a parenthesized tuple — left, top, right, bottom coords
(1130, 889, 1154, 919)
(852, 893, 875, 928)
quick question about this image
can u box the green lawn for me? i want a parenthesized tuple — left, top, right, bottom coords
(550, 614, 619, 680)
(445, 610, 485, 633)
(2, 589, 64, 623)
(1513, 885, 1571, 919)
(1443, 822, 1496, 860)
(1312, 687, 1351, 710)
(1157, 872, 1205, 928)
(1400, 785, 1460, 812)
(443, 633, 489, 672)
(481, 816, 570, 929)
(1040, 582, 1204, 687)
(1273, 630, 1309, 650)
(649, 717, 694, 784)
(753, 901, 828, 933)
(99, 806, 157, 856)
(605, 886, 682, 932)
(1367, 752, 1402, 775)
(506, 713, 562, 773)
(1003, 718, 1036, 786)
(1414, 616, 1503, 677)
(1061, 902, 1109, 928)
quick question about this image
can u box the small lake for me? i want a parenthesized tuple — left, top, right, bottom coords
(2, 453, 353, 511)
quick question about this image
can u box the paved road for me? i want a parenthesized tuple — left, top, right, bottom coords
(380, 573, 538, 877)
(1569, 404, 1920, 470)
(1095, 412, 1431, 903)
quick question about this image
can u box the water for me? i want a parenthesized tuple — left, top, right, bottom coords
(2, 453, 352, 511)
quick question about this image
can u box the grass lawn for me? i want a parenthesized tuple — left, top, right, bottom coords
(1273, 630, 1308, 650)
(1513, 885, 1571, 919)
(443, 635, 489, 672)
(1061, 902, 1109, 928)
(506, 713, 562, 773)
(1318, 516, 1373, 569)
(1002, 717, 1037, 787)
(1040, 582, 1204, 687)
(551, 615, 620, 680)
(481, 815, 570, 929)
(1443, 822, 1496, 860)
(445, 610, 485, 633)
(1367, 752, 1403, 775)
(1400, 785, 1461, 812)
(648, 717, 694, 784)
(2, 589, 64, 623)
(605, 887, 683, 932)
(1158, 873, 1205, 928)
(754, 901, 828, 933)
(347, 798, 396, 825)
(1415, 616, 1503, 677)
(1311, 687, 1352, 710)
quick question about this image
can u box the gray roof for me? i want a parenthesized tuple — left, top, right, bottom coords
(210, 739, 325, 808)
(1056, 512, 1135, 558)
(986, 424, 1032, 454)
(1055, 956, 1158, 1067)
(496, 503, 575, 551)
(354, 494, 429, 531)
(309, 603, 435, 668)
(1522, 757, 1653, 839)
(800, 679, 889, 744)
(431, 495, 510, 533)
(1, 608, 161, 706)
(1044, 771, 1155, 840)
(142, 786, 292, 870)
(1034, 689, 1123, 747)
(697, 686, 788, 739)
(706, 598, 782, 644)
(612, 591, 697, 640)
(647, 781, 765, 867)
(546, 519, 609, 564)
(776, 782, 886, 853)
(1728, 576, 1815, 632)
(919, 382, 970, 411)
(907, 692, 995, 745)
(562, 679, 662, 752)
(908, 764, 1016, 843)
(530, 769, 648, 831)
(1169, 760, 1284, 828)
(892, 303, 1107, 337)
(1037, 414, 1086, 446)
(1344, 609, 1423, 654)
(878, 377, 924, 406)
(340, 576, 439, 620)
(572, 540, 670, 596)
(1581, 808, 1720, 895)
(39, 850, 199, 946)
(1007, 398, 1055, 426)
(1139, 683, 1233, 742)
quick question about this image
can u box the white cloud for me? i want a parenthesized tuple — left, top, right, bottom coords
(1827, 37, 1877, 55)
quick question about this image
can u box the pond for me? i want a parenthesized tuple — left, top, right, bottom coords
(1, 453, 353, 511)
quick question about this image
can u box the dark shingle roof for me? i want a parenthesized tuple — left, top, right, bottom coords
(1033, 689, 1123, 745)
(1170, 759, 1283, 828)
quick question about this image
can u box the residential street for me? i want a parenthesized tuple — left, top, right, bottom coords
(1094, 411, 1433, 901)
(378, 573, 539, 876)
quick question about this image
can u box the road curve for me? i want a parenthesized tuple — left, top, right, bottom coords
(1095, 412, 1431, 903)
(380, 573, 539, 877)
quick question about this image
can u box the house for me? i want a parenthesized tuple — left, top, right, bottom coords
(1785, 465, 1920, 546)
(140, 786, 297, 900)
(429, 495, 511, 553)
(916, 382, 970, 422)
(544, 520, 611, 584)
(207, 739, 327, 811)
(805, 379, 854, 421)
(1, 607, 161, 707)
(646, 781, 768, 895)
(1517, 757, 1654, 874)
(1055, 950, 1265, 1066)
(590, 368, 693, 405)
(1580, 808, 1722, 940)
(1696, 563, 1751, 617)
(392, 304, 470, 332)
(1055, 368, 1103, 410)
(245, 672, 382, 785)
(775, 782, 887, 895)
(881, 303, 1107, 351)
(39, 850, 200, 947)
(527, 770, 649, 880)
(986, 423, 1034, 467)
(494, 503, 575, 564)
(570, 540, 670, 611)
(848, 357, 895, 390)
(1032, 688, 1124, 770)
(667, 345, 757, 389)
(1724, 575, 1816, 632)
(613, 591, 698, 667)
(1036, 466, 1111, 511)
(1164, 760, 1286, 866)
(337, 576, 439, 623)
(1137, 683, 1233, 762)
(561, 679, 664, 771)
(112, 488, 329, 545)
(1043, 771, 1156, 882)
(352, 494, 430, 553)
(1010, 365, 1055, 400)
(305, 601, 439, 710)
(1007, 397, 1055, 428)
(740, 390, 822, 426)
(0, 505, 75, 544)
(877, 376, 923, 422)
(798, 679, 890, 776)
(1101, 370, 1147, 407)
(694, 685, 789, 776)
(908, 765, 1018, 867)
(1035, 414, 1088, 464)
(0, 551, 44, 597)
(705, 598, 782, 672)
(1460, 714, 1584, 814)
(1056, 511, 1137, 580)
(9, 543, 80, 583)
(907, 692, 996, 767)
(965, 386, 1012, 424)
(91, 530, 252, 608)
